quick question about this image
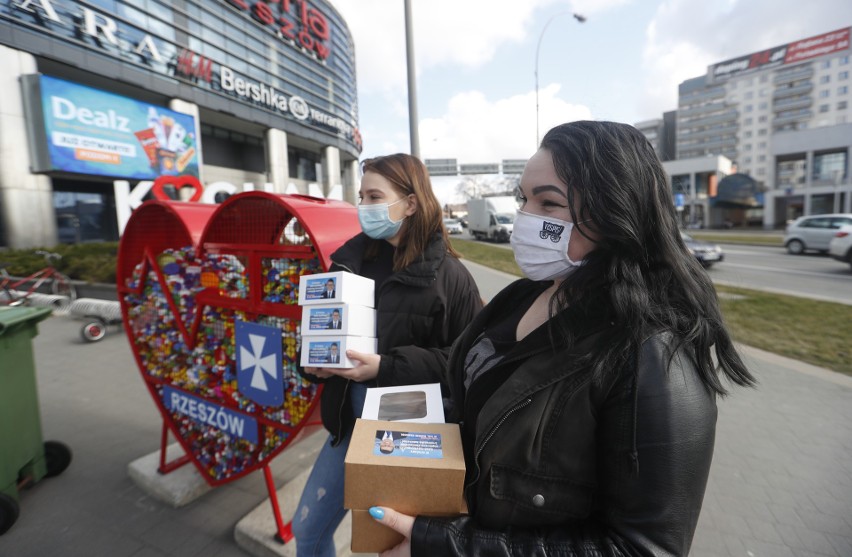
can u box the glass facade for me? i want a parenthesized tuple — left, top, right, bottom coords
(1, 0, 359, 151)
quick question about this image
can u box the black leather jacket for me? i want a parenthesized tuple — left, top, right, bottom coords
(411, 279, 717, 556)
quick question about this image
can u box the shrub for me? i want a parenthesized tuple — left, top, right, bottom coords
(0, 242, 118, 284)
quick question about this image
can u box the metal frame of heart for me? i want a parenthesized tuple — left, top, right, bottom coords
(117, 192, 360, 490)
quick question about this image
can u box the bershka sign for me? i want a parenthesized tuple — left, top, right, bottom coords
(711, 27, 850, 80)
(219, 66, 354, 138)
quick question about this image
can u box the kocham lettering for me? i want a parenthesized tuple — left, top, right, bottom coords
(163, 386, 258, 443)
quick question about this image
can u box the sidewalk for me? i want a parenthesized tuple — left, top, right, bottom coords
(0, 268, 849, 556)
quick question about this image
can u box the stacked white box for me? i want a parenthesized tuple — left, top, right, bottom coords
(298, 271, 375, 307)
(298, 271, 378, 368)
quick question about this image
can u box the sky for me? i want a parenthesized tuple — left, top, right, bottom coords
(329, 0, 852, 204)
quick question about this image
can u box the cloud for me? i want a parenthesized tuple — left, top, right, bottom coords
(332, 0, 561, 94)
(638, 0, 852, 116)
(418, 86, 592, 163)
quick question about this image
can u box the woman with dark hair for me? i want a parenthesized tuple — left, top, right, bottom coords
(369, 121, 756, 556)
(292, 153, 482, 557)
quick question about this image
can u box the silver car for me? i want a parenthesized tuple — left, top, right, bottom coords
(828, 224, 852, 270)
(443, 218, 463, 235)
(784, 214, 852, 254)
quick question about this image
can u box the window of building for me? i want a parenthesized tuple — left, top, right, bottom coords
(776, 157, 807, 187)
(839, 100, 849, 110)
(199, 124, 265, 173)
(759, 101, 768, 110)
(760, 88, 768, 96)
(812, 151, 847, 181)
(745, 104, 753, 112)
(821, 60, 832, 69)
(760, 75, 768, 83)
(745, 91, 754, 99)
(744, 156, 752, 164)
(758, 128, 768, 136)
(759, 115, 768, 123)
(840, 71, 850, 80)
(758, 142, 767, 149)
(744, 131, 753, 138)
(820, 75, 831, 84)
(744, 144, 753, 151)
(820, 104, 830, 113)
(744, 117, 753, 125)
(288, 147, 321, 181)
(756, 167, 766, 176)
(840, 56, 850, 65)
(758, 155, 766, 162)
(839, 86, 849, 95)
(819, 90, 830, 98)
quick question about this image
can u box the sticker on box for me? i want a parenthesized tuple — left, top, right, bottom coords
(302, 276, 338, 302)
(301, 304, 376, 337)
(373, 430, 443, 459)
(306, 340, 342, 365)
(306, 306, 344, 331)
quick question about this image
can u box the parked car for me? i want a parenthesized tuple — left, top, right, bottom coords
(443, 218, 464, 235)
(828, 224, 852, 271)
(783, 213, 852, 254)
(681, 232, 724, 268)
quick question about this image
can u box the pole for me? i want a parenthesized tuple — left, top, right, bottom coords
(535, 12, 586, 148)
(404, 0, 420, 159)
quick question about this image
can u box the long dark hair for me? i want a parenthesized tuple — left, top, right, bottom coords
(540, 121, 754, 395)
(361, 154, 459, 271)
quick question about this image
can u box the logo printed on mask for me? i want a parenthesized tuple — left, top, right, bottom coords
(539, 221, 565, 242)
(511, 210, 586, 281)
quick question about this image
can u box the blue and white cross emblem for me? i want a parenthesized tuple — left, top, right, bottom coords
(236, 320, 284, 407)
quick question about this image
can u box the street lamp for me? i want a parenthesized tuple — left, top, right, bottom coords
(535, 12, 586, 147)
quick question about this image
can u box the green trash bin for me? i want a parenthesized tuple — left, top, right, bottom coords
(0, 307, 71, 535)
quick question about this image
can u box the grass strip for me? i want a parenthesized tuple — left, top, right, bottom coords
(451, 238, 850, 375)
(685, 232, 782, 247)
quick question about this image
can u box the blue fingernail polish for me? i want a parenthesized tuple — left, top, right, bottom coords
(369, 507, 384, 520)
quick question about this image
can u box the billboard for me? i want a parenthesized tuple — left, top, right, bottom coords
(710, 27, 850, 81)
(21, 74, 199, 180)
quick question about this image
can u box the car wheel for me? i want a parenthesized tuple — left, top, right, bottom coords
(786, 239, 805, 255)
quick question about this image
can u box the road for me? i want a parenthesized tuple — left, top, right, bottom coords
(452, 232, 852, 306)
(710, 244, 852, 306)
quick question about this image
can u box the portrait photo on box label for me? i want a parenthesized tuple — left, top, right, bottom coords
(304, 277, 337, 300)
(308, 340, 341, 364)
(309, 307, 343, 330)
(373, 430, 443, 459)
(377, 391, 427, 421)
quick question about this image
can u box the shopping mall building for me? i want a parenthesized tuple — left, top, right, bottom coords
(0, 0, 361, 248)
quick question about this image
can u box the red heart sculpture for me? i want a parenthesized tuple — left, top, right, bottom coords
(118, 192, 360, 485)
(151, 175, 205, 203)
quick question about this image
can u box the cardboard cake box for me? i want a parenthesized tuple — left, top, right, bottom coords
(300, 303, 376, 337)
(297, 270, 375, 307)
(299, 335, 376, 368)
(344, 418, 467, 553)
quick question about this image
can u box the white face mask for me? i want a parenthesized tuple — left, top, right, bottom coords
(510, 210, 586, 281)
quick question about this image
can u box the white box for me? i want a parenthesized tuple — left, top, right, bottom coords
(298, 271, 375, 307)
(361, 383, 445, 423)
(300, 303, 376, 337)
(300, 335, 377, 368)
